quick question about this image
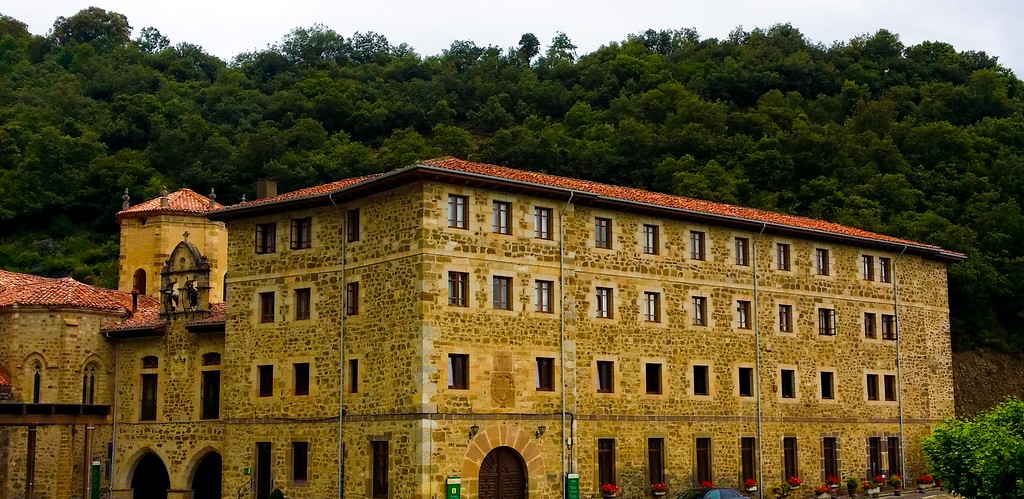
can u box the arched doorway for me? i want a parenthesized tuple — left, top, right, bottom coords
(131, 452, 170, 499)
(191, 451, 222, 499)
(478, 446, 527, 499)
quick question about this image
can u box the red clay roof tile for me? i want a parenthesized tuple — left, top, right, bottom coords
(186, 302, 226, 326)
(0, 365, 10, 388)
(0, 269, 158, 312)
(117, 188, 223, 220)
(224, 174, 383, 210)
(101, 302, 163, 332)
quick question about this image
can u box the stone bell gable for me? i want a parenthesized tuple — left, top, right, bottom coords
(159, 236, 212, 315)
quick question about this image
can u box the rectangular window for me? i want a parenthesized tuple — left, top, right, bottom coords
(864, 312, 877, 339)
(535, 280, 553, 313)
(348, 359, 358, 393)
(818, 308, 836, 336)
(292, 441, 309, 482)
(597, 361, 614, 393)
(290, 217, 311, 250)
(887, 437, 901, 475)
(598, 438, 616, 486)
(692, 296, 707, 326)
(741, 437, 756, 482)
(735, 237, 750, 266)
(140, 373, 157, 421)
(779, 304, 793, 332)
(595, 217, 612, 248)
(879, 257, 892, 283)
(492, 276, 512, 310)
(256, 222, 276, 254)
(294, 362, 309, 397)
(866, 373, 879, 401)
(820, 371, 835, 400)
(643, 292, 661, 323)
(536, 357, 554, 391)
(738, 367, 754, 397)
(596, 287, 613, 319)
(346, 282, 359, 316)
(881, 314, 896, 340)
(294, 288, 310, 320)
(823, 437, 839, 480)
(693, 365, 709, 396)
(258, 365, 274, 397)
(448, 194, 468, 229)
(781, 369, 796, 398)
(648, 438, 665, 486)
(863, 255, 875, 280)
(777, 243, 791, 270)
(690, 231, 706, 260)
(448, 272, 468, 307)
(492, 201, 511, 234)
(201, 370, 220, 419)
(645, 363, 662, 395)
(535, 207, 552, 239)
(371, 441, 389, 498)
(737, 300, 751, 329)
(783, 437, 798, 480)
(884, 374, 897, 401)
(642, 224, 659, 255)
(816, 248, 830, 276)
(448, 354, 469, 389)
(259, 292, 275, 323)
(346, 208, 360, 242)
(696, 437, 712, 483)
(868, 437, 882, 477)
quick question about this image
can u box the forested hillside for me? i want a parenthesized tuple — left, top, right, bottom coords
(2, 8, 1023, 353)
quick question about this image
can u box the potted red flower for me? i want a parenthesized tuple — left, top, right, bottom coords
(787, 476, 804, 488)
(916, 475, 934, 493)
(815, 485, 831, 499)
(651, 482, 668, 496)
(699, 480, 716, 488)
(826, 476, 841, 490)
(600, 483, 621, 498)
(744, 478, 758, 493)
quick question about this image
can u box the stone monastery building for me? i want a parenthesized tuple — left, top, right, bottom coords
(0, 157, 963, 499)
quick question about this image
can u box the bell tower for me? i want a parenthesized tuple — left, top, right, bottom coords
(116, 187, 228, 303)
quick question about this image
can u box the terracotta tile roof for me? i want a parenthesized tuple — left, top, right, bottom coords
(223, 174, 383, 210)
(0, 269, 158, 312)
(211, 157, 964, 260)
(116, 188, 223, 220)
(0, 365, 10, 388)
(102, 302, 163, 332)
(186, 302, 226, 327)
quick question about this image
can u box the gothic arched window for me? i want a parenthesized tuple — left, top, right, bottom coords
(82, 364, 97, 404)
(32, 361, 42, 404)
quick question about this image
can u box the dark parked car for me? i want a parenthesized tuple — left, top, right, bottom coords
(676, 487, 746, 499)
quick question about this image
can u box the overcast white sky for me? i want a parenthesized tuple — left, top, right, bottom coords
(4, 1, 1021, 75)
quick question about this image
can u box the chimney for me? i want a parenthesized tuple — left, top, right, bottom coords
(132, 289, 139, 312)
(256, 179, 277, 200)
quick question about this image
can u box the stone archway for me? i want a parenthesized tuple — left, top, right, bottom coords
(462, 425, 546, 499)
(479, 447, 527, 499)
(131, 452, 170, 499)
(190, 450, 222, 499)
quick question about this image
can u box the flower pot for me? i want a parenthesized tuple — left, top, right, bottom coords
(602, 493, 618, 498)
(817, 493, 831, 499)
(917, 484, 931, 492)
(745, 486, 758, 493)
(867, 486, 880, 498)
(653, 492, 667, 497)
(893, 488, 901, 496)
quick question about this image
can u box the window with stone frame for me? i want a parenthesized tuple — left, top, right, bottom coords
(448, 272, 468, 307)
(348, 359, 358, 393)
(346, 282, 359, 316)
(693, 365, 710, 396)
(259, 292, 275, 323)
(690, 231, 706, 260)
(290, 217, 312, 250)
(82, 364, 97, 404)
(292, 441, 309, 482)
(295, 288, 311, 320)
(598, 438, 616, 486)
(256, 222, 276, 254)
(534, 207, 553, 240)
(140, 373, 157, 421)
(737, 300, 752, 329)
(783, 437, 799, 480)
(448, 354, 469, 389)
(492, 200, 512, 235)
(879, 257, 892, 283)
(820, 371, 835, 400)
(648, 438, 665, 486)
(866, 373, 879, 401)
(645, 363, 662, 395)
(740, 437, 757, 482)
(816, 248, 831, 276)
(643, 292, 661, 323)
(781, 369, 796, 398)
(642, 224, 659, 255)
(738, 367, 754, 397)
(258, 364, 274, 397)
(692, 296, 707, 326)
(862, 255, 875, 280)
(883, 374, 897, 401)
(201, 363, 221, 420)
(868, 437, 882, 476)
(595, 217, 612, 249)
(346, 208, 360, 242)
(779, 304, 793, 332)
(294, 362, 310, 396)
(887, 437, 902, 475)
(371, 440, 389, 498)
(536, 357, 554, 391)
(696, 437, 712, 483)
(818, 308, 837, 336)
(596, 361, 614, 393)
(448, 194, 468, 229)
(735, 237, 750, 266)
(881, 314, 896, 340)
(823, 437, 839, 481)
(777, 243, 792, 270)
(864, 312, 877, 338)
(492, 276, 512, 310)
(535, 280, 553, 313)
(596, 287, 613, 319)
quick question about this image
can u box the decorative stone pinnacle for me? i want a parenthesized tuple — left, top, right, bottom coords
(208, 188, 217, 209)
(183, 231, 190, 242)
(160, 186, 170, 208)
(122, 188, 130, 210)
(241, 193, 246, 203)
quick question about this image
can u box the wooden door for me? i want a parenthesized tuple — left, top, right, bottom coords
(478, 447, 526, 499)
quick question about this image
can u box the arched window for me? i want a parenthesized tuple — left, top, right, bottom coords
(32, 361, 42, 403)
(202, 353, 221, 366)
(133, 269, 147, 295)
(82, 364, 97, 404)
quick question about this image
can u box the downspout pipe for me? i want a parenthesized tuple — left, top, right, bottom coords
(893, 244, 908, 478)
(329, 193, 347, 499)
(559, 191, 575, 491)
(752, 223, 767, 499)
(108, 336, 120, 496)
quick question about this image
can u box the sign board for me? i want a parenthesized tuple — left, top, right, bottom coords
(243, 467, 252, 476)
(446, 475, 461, 499)
(90, 461, 101, 499)
(566, 473, 580, 499)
